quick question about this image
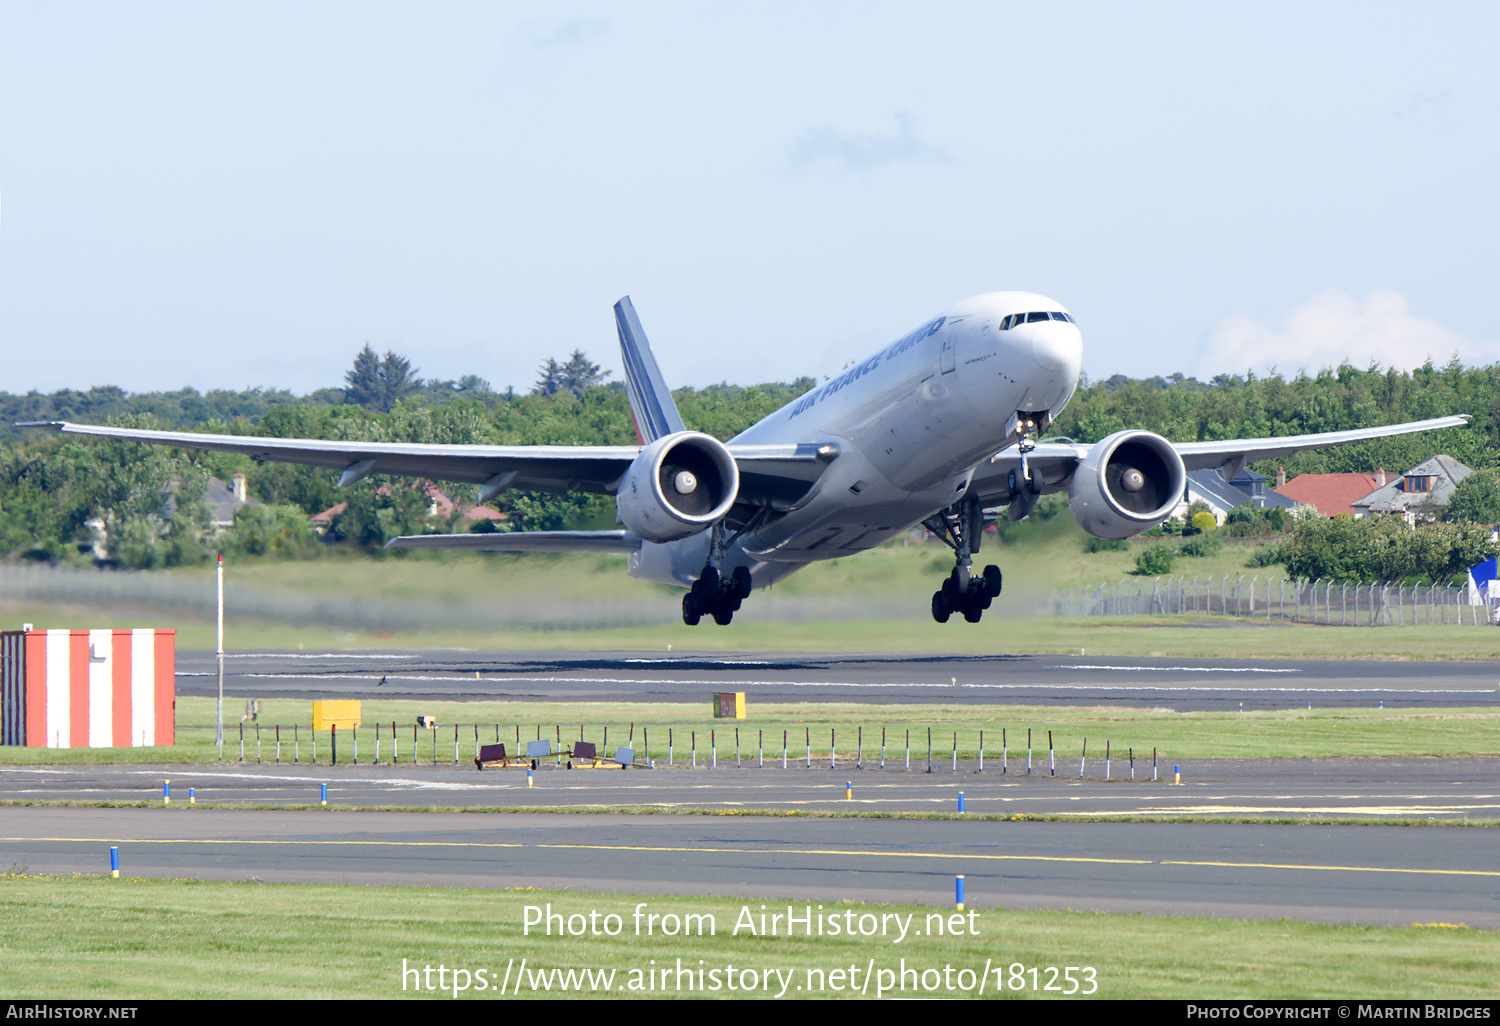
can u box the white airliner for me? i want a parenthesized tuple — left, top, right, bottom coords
(26, 292, 1466, 626)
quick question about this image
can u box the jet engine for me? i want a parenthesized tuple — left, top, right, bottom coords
(615, 431, 740, 543)
(1067, 430, 1186, 540)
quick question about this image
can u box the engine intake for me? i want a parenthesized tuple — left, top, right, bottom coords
(1068, 430, 1185, 540)
(616, 431, 739, 543)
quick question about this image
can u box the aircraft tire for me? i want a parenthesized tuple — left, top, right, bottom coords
(731, 566, 753, 599)
(983, 565, 1002, 597)
(963, 602, 983, 624)
(682, 593, 702, 626)
(931, 591, 951, 623)
(713, 606, 734, 626)
(697, 566, 720, 596)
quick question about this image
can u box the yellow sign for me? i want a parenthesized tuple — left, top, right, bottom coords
(713, 692, 746, 719)
(313, 700, 361, 731)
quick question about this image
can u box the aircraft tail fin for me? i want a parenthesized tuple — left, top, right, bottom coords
(615, 297, 686, 444)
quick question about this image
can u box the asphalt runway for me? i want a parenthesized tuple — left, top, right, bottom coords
(8, 648, 1496, 929)
(4, 806, 1496, 927)
(4, 759, 1498, 820)
(176, 649, 1500, 710)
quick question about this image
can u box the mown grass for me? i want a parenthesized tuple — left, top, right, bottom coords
(7, 594, 1500, 658)
(1, 696, 1495, 767)
(0, 875, 1492, 999)
(13, 524, 1496, 658)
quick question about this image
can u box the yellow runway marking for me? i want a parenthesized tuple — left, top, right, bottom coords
(7, 836, 1499, 878)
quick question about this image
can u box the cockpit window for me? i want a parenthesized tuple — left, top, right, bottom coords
(1001, 311, 1077, 329)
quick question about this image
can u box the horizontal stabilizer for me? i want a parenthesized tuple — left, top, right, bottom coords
(384, 530, 642, 553)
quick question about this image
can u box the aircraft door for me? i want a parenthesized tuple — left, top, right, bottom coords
(938, 319, 961, 374)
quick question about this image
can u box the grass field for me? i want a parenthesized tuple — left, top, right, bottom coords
(6, 519, 1497, 656)
(2, 696, 1495, 769)
(0, 875, 1493, 999)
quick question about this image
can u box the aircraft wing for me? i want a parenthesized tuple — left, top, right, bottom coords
(969, 414, 1471, 507)
(385, 530, 642, 552)
(18, 421, 837, 507)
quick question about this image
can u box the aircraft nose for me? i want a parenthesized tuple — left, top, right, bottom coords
(1032, 321, 1083, 376)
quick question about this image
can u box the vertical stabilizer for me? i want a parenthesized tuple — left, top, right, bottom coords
(615, 297, 686, 444)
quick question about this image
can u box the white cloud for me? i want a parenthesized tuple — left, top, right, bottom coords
(513, 17, 610, 49)
(1197, 288, 1498, 378)
(784, 111, 951, 174)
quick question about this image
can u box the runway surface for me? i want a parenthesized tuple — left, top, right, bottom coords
(3, 759, 1498, 819)
(4, 805, 1496, 927)
(8, 648, 1496, 929)
(176, 649, 1500, 710)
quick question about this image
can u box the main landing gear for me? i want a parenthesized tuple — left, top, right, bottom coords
(682, 565, 752, 626)
(682, 519, 754, 626)
(924, 495, 1002, 624)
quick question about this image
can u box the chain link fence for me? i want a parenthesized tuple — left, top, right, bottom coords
(0, 561, 918, 630)
(5, 562, 1495, 630)
(1051, 575, 1497, 626)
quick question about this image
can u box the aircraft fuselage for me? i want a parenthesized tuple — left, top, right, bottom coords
(628, 291, 1083, 589)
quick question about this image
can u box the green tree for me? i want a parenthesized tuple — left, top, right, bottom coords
(559, 350, 611, 398)
(344, 345, 423, 412)
(533, 358, 565, 397)
(1440, 471, 1500, 525)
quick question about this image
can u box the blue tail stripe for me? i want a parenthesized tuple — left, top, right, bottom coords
(614, 297, 685, 443)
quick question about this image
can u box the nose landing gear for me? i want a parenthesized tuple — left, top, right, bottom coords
(924, 495, 1002, 624)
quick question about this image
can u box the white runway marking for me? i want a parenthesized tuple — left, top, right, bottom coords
(176, 672, 1490, 695)
(1062, 664, 1299, 674)
(220, 653, 421, 660)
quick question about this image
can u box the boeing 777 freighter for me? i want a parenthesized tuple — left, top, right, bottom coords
(26, 292, 1466, 625)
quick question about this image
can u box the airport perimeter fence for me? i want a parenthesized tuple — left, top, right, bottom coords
(8, 561, 1493, 629)
(1049, 575, 1496, 627)
(217, 719, 1165, 781)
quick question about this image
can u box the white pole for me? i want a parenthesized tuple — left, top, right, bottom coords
(216, 553, 224, 757)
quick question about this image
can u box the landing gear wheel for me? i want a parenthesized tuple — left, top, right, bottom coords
(682, 593, 702, 626)
(696, 566, 720, 596)
(712, 606, 735, 626)
(731, 565, 753, 600)
(983, 564, 1002, 598)
(925, 495, 1001, 625)
(941, 575, 960, 605)
(931, 591, 951, 623)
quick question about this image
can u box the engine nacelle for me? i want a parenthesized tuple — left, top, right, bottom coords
(1068, 430, 1186, 540)
(616, 431, 739, 543)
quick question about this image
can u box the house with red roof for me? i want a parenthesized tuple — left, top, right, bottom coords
(1274, 469, 1391, 518)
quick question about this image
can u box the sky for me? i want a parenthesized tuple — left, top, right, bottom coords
(1, 2, 1497, 398)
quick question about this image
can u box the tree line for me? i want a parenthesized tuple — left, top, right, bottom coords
(1, 346, 1497, 579)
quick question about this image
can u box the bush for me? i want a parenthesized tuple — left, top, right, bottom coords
(1179, 532, 1223, 558)
(1135, 544, 1176, 575)
(1084, 535, 1128, 553)
(1246, 545, 1282, 568)
(1189, 511, 1218, 534)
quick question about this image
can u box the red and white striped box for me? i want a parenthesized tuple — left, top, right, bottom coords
(0, 629, 175, 748)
